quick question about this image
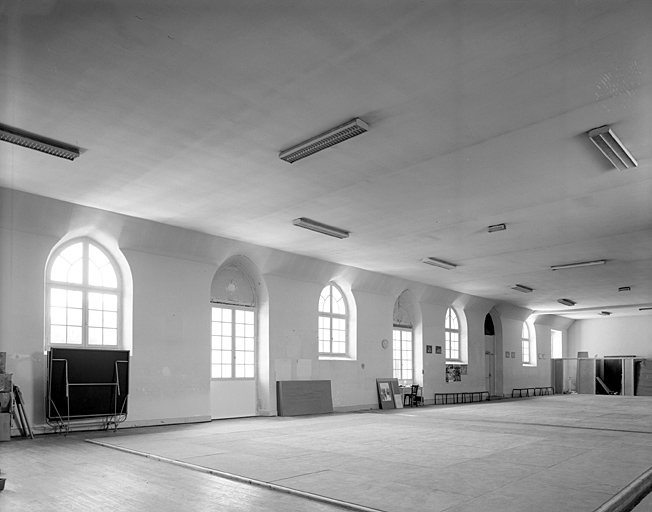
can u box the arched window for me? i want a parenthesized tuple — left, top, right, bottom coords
(318, 283, 348, 355)
(46, 240, 121, 348)
(210, 264, 256, 380)
(522, 322, 531, 364)
(445, 307, 460, 361)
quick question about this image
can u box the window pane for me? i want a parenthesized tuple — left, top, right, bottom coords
(101, 265, 118, 288)
(104, 329, 117, 345)
(319, 289, 331, 313)
(104, 311, 117, 328)
(51, 326, 66, 344)
(51, 307, 67, 325)
(68, 290, 82, 308)
(88, 310, 103, 327)
(51, 288, 67, 307)
(50, 258, 71, 283)
(68, 327, 82, 344)
(88, 263, 103, 287)
(68, 308, 82, 326)
(331, 286, 345, 315)
(89, 245, 118, 289)
(89, 327, 103, 345)
(88, 292, 102, 310)
(68, 260, 84, 285)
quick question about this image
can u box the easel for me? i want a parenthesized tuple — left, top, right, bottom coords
(12, 385, 33, 439)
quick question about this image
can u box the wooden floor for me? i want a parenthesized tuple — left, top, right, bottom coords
(0, 432, 344, 511)
(3, 395, 652, 512)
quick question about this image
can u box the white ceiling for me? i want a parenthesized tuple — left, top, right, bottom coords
(1, 0, 651, 320)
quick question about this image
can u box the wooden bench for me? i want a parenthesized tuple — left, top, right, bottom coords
(434, 391, 490, 405)
(511, 386, 554, 398)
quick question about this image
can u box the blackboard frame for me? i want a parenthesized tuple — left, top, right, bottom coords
(47, 348, 129, 422)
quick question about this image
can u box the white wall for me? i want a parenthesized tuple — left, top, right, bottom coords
(569, 316, 652, 359)
(1, 187, 577, 431)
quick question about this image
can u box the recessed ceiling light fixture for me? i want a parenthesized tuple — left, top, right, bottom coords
(557, 298, 576, 307)
(292, 217, 349, 239)
(511, 284, 533, 293)
(618, 286, 631, 292)
(598, 311, 611, 316)
(279, 118, 369, 163)
(0, 123, 80, 160)
(588, 125, 637, 171)
(421, 257, 457, 270)
(487, 223, 507, 233)
(551, 260, 606, 271)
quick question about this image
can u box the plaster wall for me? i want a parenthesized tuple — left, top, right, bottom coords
(1, 187, 575, 430)
(568, 316, 652, 359)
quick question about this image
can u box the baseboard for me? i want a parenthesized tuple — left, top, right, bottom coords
(20, 415, 212, 436)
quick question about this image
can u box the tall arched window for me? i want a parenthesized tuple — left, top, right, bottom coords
(46, 240, 121, 348)
(318, 283, 348, 355)
(210, 264, 257, 380)
(522, 322, 531, 364)
(445, 307, 460, 361)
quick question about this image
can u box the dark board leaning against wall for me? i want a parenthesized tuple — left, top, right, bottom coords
(276, 380, 333, 416)
(48, 348, 129, 420)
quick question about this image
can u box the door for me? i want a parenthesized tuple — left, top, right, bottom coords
(485, 335, 496, 396)
(210, 306, 257, 419)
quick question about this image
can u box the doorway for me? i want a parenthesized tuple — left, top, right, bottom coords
(484, 313, 496, 396)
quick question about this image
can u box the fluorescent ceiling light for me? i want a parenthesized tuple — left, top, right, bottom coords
(292, 217, 349, 239)
(598, 311, 611, 316)
(511, 284, 533, 293)
(618, 286, 631, 292)
(421, 257, 457, 270)
(551, 260, 606, 271)
(0, 123, 80, 160)
(588, 125, 637, 171)
(557, 298, 576, 307)
(487, 223, 507, 233)
(279, 118, 369, 163)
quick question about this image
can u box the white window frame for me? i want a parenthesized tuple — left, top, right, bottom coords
(46, 239, 122, 349)
(318, 283, 348, 356)
(445, 307, 461, 361)
(211, 305, 256, 380)
(392, 327, 413, 384)
(522, 322, 532, 365)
